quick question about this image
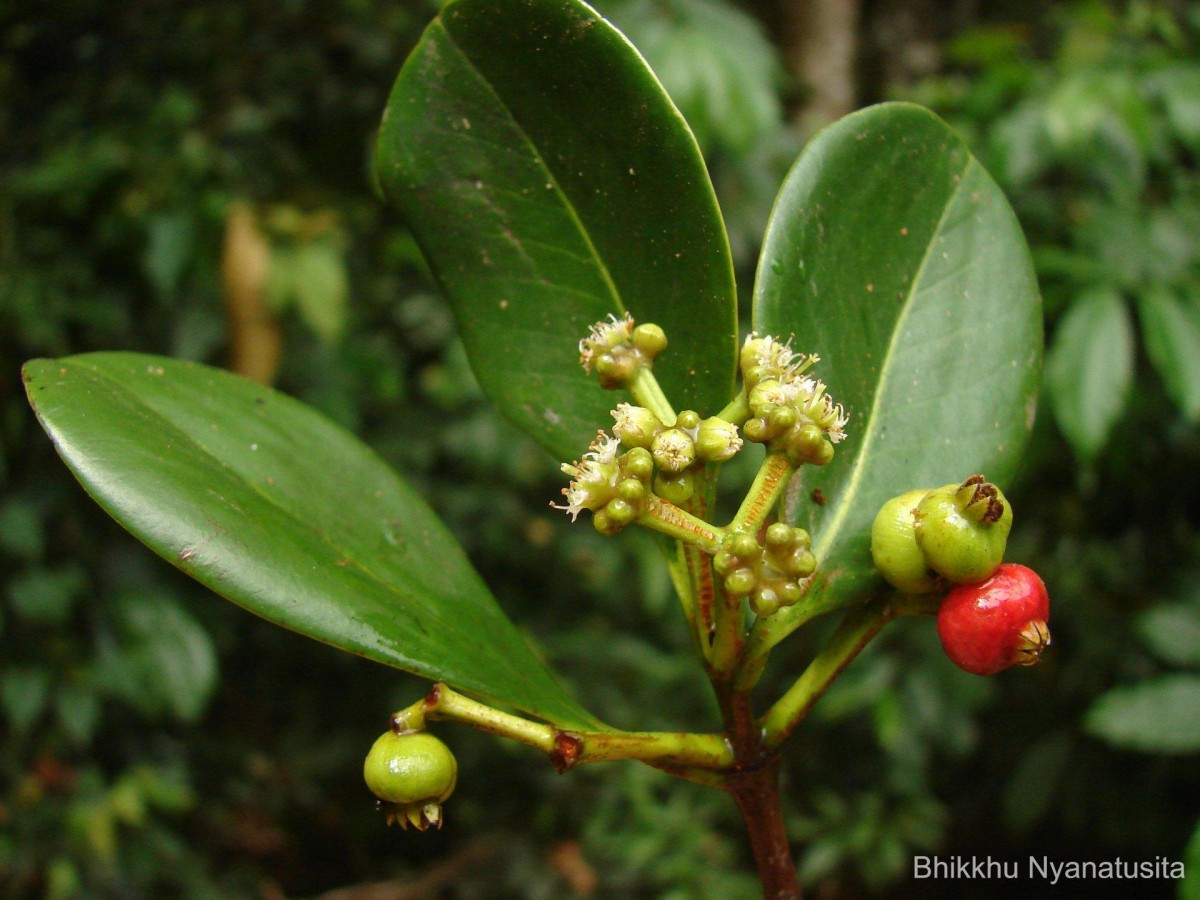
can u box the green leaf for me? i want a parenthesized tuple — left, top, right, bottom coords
(751, 103, 1041, 645)
(375, 0, 737, 463)
(604, 0, 783, 155)
(23, 353, 599, 729)
(56, 683, 101, 747)
(1138, 287, 1200, 423)
(1085, 675, 1200, 754)
(142, 212, 194, 302)
(108, 593, 219, 724)
(8, 565, 86, 624)
(1182, 816, 1200, 900)
(291, 240, 348, 342)
(1136, 602, 1200, 668)
(1045, 288, 1134, 460)
(1148, 62, 1200, 151)
(2, 666, 51, 737)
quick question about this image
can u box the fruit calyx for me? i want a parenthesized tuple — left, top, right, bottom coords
(363, 725, 458, 831)
(915, 475, 1013, 584)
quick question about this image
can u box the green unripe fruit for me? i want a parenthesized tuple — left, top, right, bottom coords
(364, 730, 457, 830)
(870, 489, 937, 593)
(915, 475, 1012, 584)
(675, 409, 701, 431)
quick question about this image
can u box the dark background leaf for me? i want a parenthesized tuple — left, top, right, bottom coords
(1044, 287, 1134, 460)
(1085, 675, 1200, 754)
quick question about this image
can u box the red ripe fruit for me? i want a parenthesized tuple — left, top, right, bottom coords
(937, 564, 1050, 676)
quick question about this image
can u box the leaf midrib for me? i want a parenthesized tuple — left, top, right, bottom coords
(435, 19, 627, 317)
(810, 158, 977, 565)
(32, 356, 592, 723)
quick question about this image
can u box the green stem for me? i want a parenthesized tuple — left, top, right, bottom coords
(688, 542, 718, 662)
(716, 388, 751, 426)
(729, 452, 795, 534)
(407, 684, 733, 772)
(738, 580, 851, 690)
(759, 598, 893, 749)
(630, 367, 676, 425)
(666, 541, 699, 638)
(402, 684, 558, 751)
(638, 495, 725, 554)
(709, 579, 745, 674)
(569, 730, 733, 769)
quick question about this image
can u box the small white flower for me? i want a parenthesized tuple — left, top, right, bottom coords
(794, 379, 849, 443)
(742, 333, 818, 383)
(553, 431, 622, 520)
(579, 313, 634, 373)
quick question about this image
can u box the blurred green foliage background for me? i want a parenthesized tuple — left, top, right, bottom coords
(2, 0, 1199, 896)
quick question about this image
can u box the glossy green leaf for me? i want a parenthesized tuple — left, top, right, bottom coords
(1138, 287, 1200, 423)
(375, 0, 737, 463)
(1085, 675, 1200, 754)
(1045, 288, 1134, 460)
(23, 353, 599, 729)
(752, 103, 1042, 648)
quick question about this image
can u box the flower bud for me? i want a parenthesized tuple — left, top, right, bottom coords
(653, 470, 694, 504)
(612, 404, 662, 449)
(695, 416, 743, 462)
(622, 447, 654, 481)
(605, 497, 638, 525)
(594, 351, 638, 388)
(724, 567, 757, 596)
(632, 323, 668, 359)
(728, 532, 761, 559)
